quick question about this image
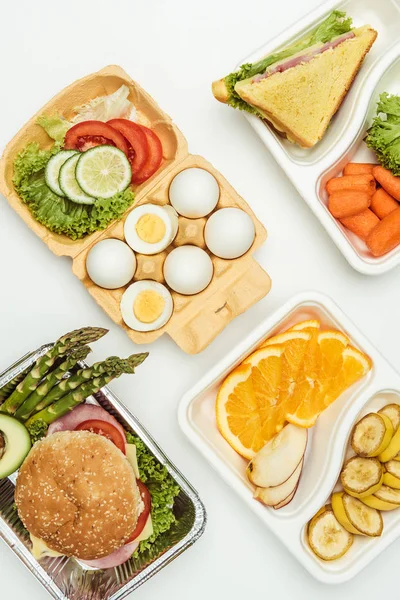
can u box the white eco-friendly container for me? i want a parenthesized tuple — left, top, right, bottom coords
(234, 0, 400, 275)
(178, 291, 400, 583)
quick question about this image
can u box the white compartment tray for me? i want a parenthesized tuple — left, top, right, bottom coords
(178, 291, 400, 583)
(235, 0, 400, 275)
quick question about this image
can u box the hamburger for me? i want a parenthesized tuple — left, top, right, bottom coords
(15, 430, 142, 560)
(212, 11, 377, 148)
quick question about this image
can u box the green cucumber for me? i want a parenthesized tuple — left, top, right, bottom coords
(59, 154, 96, 205)
(0, 414, 31, 478)
(45, 150, 77, 196)
(75, 145, 132, 199)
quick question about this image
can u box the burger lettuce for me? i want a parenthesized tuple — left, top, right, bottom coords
(225, 10, 353, 113)
(365, 92, 400, 175)
(13, 142, 135, 240)
(126, 431, 181, 558)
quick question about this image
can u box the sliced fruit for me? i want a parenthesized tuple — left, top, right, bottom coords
(59, 154, 96, 204)
(342, 493, 383, 536)
(273, 488, 297, 510)
(246, 424, 307, 487)
(64, 120, 130, 156)
(379, 424, 400, 462)
(384, 460, 400, 490)
(45, 150, 77, 196)
(107, 119, 149, 180)
(374, 484, 400, 505)
(289, 319, 320, 332)
(331, 492, 361, 535)
(322, 345, 372, 408)
(130, 125, 163, 185)
(361, 491, 399, 511)
(341, 456, 383, 498)
(254, 459, 303, 507)
(308, 507, 353, 561)
(378, 404, 400, 431)
(351, 413, 393, 457)
(216, 345, 284, 458)
(75, 145, 132, 199)
(0, 414, 31, 478)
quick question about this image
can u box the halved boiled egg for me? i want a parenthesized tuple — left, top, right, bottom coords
(120, 281, 173, 332)
(124, 204, 178, 255)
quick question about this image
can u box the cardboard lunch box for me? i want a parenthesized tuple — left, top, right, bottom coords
(0, 65, 271, 354)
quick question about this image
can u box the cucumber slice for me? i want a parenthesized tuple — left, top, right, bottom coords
(75, 145, 131, 199)
(0, 414, 31, 478)
(45, 150, 77, 196)
(59, 154, 96, 205)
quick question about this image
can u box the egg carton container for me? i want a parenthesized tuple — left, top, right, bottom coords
(231, 0, 400, 275)
(0, 65, 271, 353)
(178, 291, 400, 583)
(0, 344, 206, 600)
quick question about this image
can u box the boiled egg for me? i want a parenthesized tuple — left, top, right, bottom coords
(205, 208, 255, 259)
(120, 281, 173, 332)
(169, 168, 220, 218)
(124, 204, 178, 255)
(163, 246, 213, 295)
(86, 239, 136, 289)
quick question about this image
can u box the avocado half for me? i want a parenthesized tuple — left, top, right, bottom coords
(0, 414, 31, 478)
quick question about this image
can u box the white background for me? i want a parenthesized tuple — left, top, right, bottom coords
(1, 0, 400, 598)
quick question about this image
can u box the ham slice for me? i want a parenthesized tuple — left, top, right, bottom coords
(253, 31, 355, 82)
(47, 403, 126, 439)
(79, 541, 139, 570)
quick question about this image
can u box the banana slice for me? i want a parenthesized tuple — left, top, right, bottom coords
(375, 484, 400, 505)
(379, 422, 400, 462)
(341, 457, 383, 498)
(331, 493, 361, 535)
(362, 494, 399, 511)
(378, 404, 400, 431)
(351, 413, 393, 457)
(342, 493, 383, 536)
(383, 460, 400, 489)
(308, 507, 353, 561)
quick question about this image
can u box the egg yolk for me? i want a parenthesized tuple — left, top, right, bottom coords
(136, 214, 166, 244)
(133, 290, 165, 323)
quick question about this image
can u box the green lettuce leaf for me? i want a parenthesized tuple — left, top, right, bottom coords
(365, 93, 400, 176)
(126, 431, 181, 558)
(37, 114, 71, 143)
(13, 142, 135, 239)
(225, 10, 353, 113)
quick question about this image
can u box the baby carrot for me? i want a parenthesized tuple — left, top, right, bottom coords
(328, 190, 370, 218)
(343, 163, 377, 176)
(326, 174, 376, 196)
(340, 209, 380, 241)
(370, 188, 399, 219)
(373, 166, 400, 201)
(366, 207, 400, 257)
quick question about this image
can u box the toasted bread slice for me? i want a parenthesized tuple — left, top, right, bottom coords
(235, 26, 377, 148)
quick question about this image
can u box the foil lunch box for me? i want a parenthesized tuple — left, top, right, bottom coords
(0, 344, 206, 599)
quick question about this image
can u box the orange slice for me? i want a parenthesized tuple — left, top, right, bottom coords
(289, 319, 320, 332)
(216, 345, 284, 458)
(324, 346, 372, 407)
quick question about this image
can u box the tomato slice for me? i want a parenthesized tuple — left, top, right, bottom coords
(64, 121, 130, 156)
(107, 119, 149, 180)
(126, 480, 152, 543)
(131, 125, 163, 185)
(75, 419, 126, 454)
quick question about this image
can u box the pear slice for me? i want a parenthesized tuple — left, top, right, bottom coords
(273, 487, 297, 510)
(351, 413, 393, 457)
(341, 457, 383, 498)
(246, 424, 307, 488)
(378, 404, 400, 431)
(254, 459, 303, 507)
(342, 493, 383, 537)
(308, 508, 353, 561)
(383, 460, 400, 489)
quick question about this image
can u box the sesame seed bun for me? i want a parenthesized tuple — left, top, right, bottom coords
(15, 431, 140, 560)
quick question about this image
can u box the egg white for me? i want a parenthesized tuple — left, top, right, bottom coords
(124, 204, 178, 255)
(169, 167, 220, 218)
(86, 239, 136, 289)
(163, 246, 214, 295)
(120, 281, 173, 332)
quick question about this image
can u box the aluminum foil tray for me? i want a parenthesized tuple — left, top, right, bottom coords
(0, 344, 206, 599)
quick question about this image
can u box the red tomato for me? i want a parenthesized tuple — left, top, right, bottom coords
(131, 126, 163, 185)
(107, 119, 149, 180)
(75, 419, 126, 454)
(126, 480, 152, 543)
(64, 121, 130, 156)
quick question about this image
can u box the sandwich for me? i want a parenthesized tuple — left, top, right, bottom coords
(212, 11, 377, 148)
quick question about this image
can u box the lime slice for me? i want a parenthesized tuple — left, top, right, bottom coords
(45, 150, 77, 196)
(75, 145, 132, 199)
(59, 154, 96, 205)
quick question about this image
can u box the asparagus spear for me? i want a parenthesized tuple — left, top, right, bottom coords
(15, 345, 92, 421)
(0, 326, 108, 415)
(25, 353, 148, 428)
(0, 366, 32, 404)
